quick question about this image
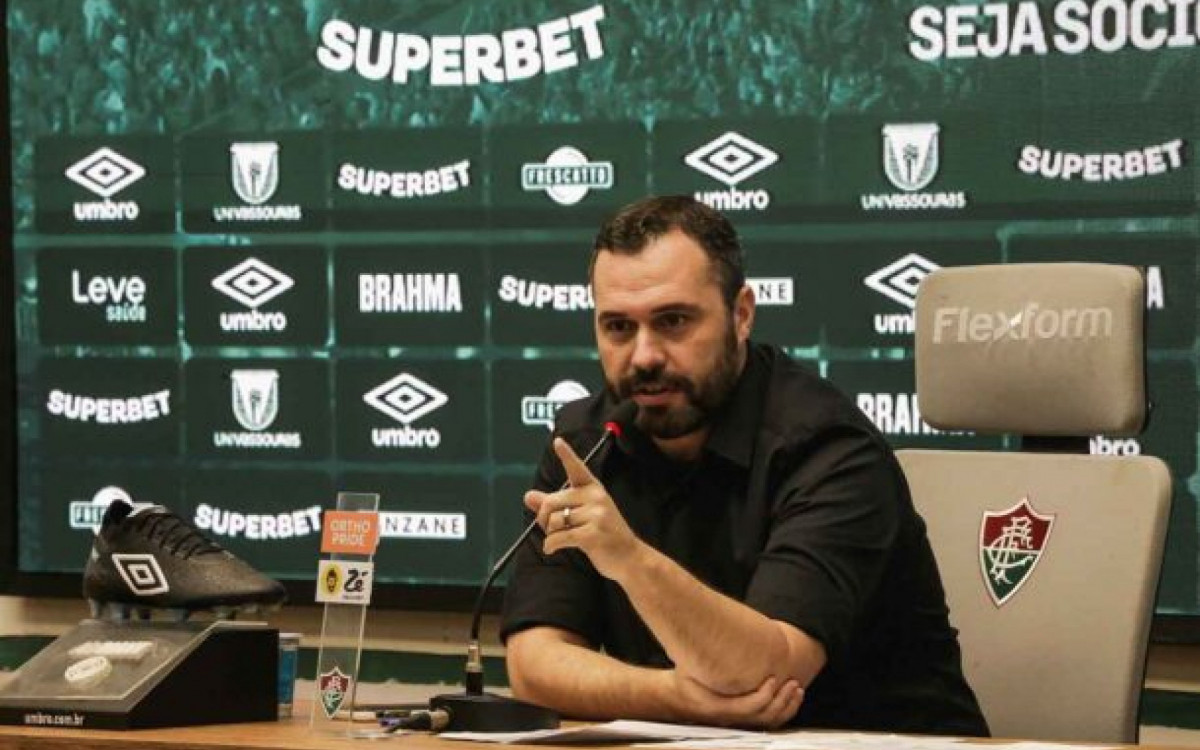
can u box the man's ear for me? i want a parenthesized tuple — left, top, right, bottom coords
(734, 284, 755, 342)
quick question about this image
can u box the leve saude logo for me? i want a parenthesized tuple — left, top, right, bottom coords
(364, 372, 448, 449)
(861, 123, 967, 212)
(211, 258, 295, 333)
(862, 253, 941, 335)
(64, 147, 146, 222)
(70, 269, 147, 324)
(685, 131, 778, 212)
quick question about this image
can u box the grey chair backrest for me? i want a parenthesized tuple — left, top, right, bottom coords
(897, 263, 1171, 743)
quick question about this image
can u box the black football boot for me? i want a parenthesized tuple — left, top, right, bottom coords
(83, 499, 287, 621)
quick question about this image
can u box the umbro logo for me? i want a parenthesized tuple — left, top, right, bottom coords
(112, 553, 170, 596)
(863, 253, 941, 310)
(212, 258, 295, 309)
(363, 373, 448, 425)
(684, 132, 778, 187)
(65, 148, 146, 198)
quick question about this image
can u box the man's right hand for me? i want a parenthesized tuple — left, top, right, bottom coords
(666, 670, 804, 729)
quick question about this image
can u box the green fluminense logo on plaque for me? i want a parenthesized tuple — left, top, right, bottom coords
(979, 497, 1055, 607)
(318, 666, 352, 718)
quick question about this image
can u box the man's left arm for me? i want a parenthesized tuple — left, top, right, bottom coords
(530, 439, 832, 695)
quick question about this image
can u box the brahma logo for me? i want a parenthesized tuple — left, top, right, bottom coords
(521, 147, 613, 205)
(213, 142, 302, 222)
(522, 381, 590, 429)
(358, 273, 463, 313)
(863, 253, 940, 335)
(979, 497, 1054, 607)
(364, 373, 448, 449)
(112, 553, 169, 597)
(211, 258, 294, 332)
(855, 392, 952, 437)
(861, 123, 967, 211)
(64, 148, 145, 222)
(685, 131, 778, 211)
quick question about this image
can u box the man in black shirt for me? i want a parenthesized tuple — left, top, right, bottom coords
(500, 196, 987, 734)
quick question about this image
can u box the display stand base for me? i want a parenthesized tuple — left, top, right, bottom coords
(0, 618, 278, 729)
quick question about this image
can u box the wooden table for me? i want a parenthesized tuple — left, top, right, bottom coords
(0, 709, 1191, 750)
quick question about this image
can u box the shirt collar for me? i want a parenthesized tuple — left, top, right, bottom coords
(702, 341, 770, 470)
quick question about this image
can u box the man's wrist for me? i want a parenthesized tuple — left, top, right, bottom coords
(608, 537, 658, 584)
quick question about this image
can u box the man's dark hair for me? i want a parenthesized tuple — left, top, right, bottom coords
(590, 195, 746, 309)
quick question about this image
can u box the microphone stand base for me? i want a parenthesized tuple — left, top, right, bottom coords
(429, 692, 560, 732)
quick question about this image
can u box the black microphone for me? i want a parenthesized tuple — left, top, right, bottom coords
(427, 400, 638, 732)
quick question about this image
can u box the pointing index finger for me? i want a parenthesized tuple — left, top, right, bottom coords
(553, 437, 597, 487)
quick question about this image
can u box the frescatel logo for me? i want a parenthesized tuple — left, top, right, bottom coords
(521, 146, 613, 206)
(364, 372, 448, 449)
(685, 131, 778, 211)
(522, 380, 590, 430)
(863, 253, 941, 335)
(69, 486, 135, 532)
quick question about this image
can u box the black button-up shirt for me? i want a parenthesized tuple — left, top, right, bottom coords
(501, 342, 988, 735)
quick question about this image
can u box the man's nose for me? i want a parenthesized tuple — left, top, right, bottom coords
(630, 329, 666, 371)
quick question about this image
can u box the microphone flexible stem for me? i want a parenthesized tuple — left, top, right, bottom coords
(467, 428, 617, 641)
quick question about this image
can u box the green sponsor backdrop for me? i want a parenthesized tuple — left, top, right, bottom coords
(6, 0, 1200, 621)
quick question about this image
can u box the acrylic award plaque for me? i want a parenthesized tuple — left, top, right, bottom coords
(0, 618, 277, 729)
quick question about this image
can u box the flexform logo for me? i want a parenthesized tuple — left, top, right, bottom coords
(364, 372, 448, 449)
(685, 132, 778, 211)
(521, 147, 613, 205)
(65, 148, 145, 222)
(212, 258, 294, 332)
(522, 380, 590, 430)
(213, 142, 302, 222)
(931, 303, 1114, 344)
(71, 270, 147, 324)
(358, 273, 463, 313)
(861, 123, 967, 211)
(864, 253, 940, 335)
(212, 369, 302, 450)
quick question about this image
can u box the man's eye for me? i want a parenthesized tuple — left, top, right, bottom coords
(603, 319, 634, 335)
(657, 313, 688, 330)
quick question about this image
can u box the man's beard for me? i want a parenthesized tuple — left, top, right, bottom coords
(607, 328, 742, 440)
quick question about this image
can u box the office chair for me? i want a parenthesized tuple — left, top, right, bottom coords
(897, 263, 1171, 743)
